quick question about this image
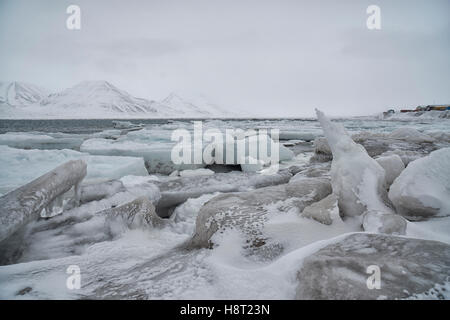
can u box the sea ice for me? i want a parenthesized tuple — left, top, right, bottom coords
(80, 138, 204, 174)
(0, 132, 84, 150)
(0, 146, 148, 194)
(388, 127, 434, 143)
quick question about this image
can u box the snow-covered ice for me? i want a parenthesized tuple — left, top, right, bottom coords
(315, 109, 390, 217)
(1, 114, 450, 300)
(389, 147, 450, 219)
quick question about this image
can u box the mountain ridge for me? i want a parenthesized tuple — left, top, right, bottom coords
(0, 80, 235, 119)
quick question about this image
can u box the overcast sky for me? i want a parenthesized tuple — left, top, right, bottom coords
(0, 0, 449, 117)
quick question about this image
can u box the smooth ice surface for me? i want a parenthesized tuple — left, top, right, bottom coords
(375, 154, 405, 186)
(179, 168, 215, 177)
(0, 132, 84, 150)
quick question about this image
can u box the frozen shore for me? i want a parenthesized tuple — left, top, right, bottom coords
(0, 115, 449, 300)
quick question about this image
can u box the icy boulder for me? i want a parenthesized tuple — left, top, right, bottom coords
(188, 177, 331, 253)
(315, 109, 389, 217)
(300, 194, 340, 225)
(375, 154, 405, 186)
(0, 160, 87, 243)
(296, 233, 450, 299)
(388, 127, 434, 143)
(362, 210, 407, 235)
(388, 147, 450, 219)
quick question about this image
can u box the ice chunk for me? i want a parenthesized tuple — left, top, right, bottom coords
(240, 156, 265, 173)
(101, 197, 165, 232)
(155, 170, 293, 216)
(179, 168, 214, 177)
(278, 131, 316, 141)
(388, 147, 450, 219)
(80, 180, 125, 204)
(379, 150, 424, 166)
(388, 127, 434, 143)
(316, 109, 389, 217)
(362, 210, 407, 235)
(375, 154, 405, 186)
(295, 233, 450, 299)
(90, 129, 122, 139)
(300, 194, 340, 225)
(0, 146, 148, 194)
(0, 160, 87, 242)
(80, 138, 204, 174)
(312, 129, 440, 163)
(0, 132, 84, 150)
(188, 177, 332, 254)
(212, 133, 294, 165)
(112, 120, 144, 129)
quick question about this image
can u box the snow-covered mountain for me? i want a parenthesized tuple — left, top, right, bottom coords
(0, 81, 48, 107)
(159, 93, 234, 118)
(39, 81, 161, 116)
(0, 80, 235, 119)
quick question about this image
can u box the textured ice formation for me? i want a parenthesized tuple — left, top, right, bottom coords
(300, 194, 340, 225)
(188, 177, 332, 253)
(155, 170, 293, 217)
(362, 210, 407, 234)
(315, 109, 389, 217)
(101, 196, 165, 231)
(0, 160, 87, 243)
(296, 233, 450, 299)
